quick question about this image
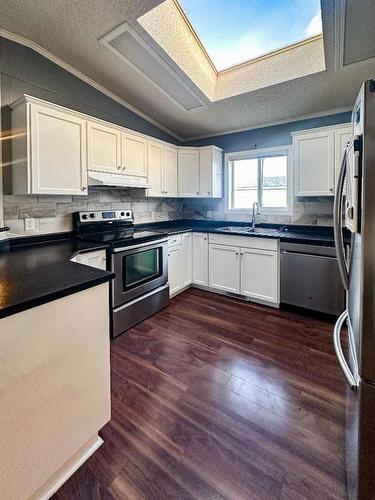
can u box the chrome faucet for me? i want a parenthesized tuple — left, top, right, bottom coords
(251, 201, 260, 229)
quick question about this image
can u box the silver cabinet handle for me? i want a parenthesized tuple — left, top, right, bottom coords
(333, 310, 358, 391)
(333, 150, 349, 290)
(117, 166, 121, 171)
(81, 186, 87, 191)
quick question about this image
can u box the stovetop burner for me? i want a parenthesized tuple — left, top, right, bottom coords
(73, 209, 165, 248)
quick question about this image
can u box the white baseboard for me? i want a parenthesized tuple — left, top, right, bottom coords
(31, 435, 103, 500)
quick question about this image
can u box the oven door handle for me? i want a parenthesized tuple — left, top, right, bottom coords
(112, 237, 169, 252)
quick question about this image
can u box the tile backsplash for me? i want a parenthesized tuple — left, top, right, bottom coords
(3, 190, 334, 235)
(3, 190, 184, 235)
(182, 196, 334, 226)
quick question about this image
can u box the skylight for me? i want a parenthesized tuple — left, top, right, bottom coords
(178, 0, 323, 71)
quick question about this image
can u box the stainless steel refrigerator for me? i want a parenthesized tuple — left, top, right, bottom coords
(333, 79, 375, 499)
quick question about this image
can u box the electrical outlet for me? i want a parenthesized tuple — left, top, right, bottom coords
(24, 218, 35, 231)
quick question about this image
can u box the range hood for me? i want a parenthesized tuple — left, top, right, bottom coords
(88, 170, 151, 189)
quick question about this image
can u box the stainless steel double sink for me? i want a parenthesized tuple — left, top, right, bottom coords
(216, 226, 280, 236)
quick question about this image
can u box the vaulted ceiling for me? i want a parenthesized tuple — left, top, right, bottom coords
(0, 0, 374, 141)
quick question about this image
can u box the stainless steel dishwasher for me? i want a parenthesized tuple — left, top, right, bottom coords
(280, 242, 346, 315)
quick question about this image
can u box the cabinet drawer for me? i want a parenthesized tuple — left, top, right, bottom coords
(209, 233, 278, 251)
(168, 234, 182, 247)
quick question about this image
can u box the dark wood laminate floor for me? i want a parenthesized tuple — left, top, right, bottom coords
(54, 288, 347, 500)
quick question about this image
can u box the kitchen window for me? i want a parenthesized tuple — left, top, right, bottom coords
(226, 147, 291, 213)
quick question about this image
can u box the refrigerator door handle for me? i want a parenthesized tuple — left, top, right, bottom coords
(333, 150, 349, 290)
(333, 310, 358, 391)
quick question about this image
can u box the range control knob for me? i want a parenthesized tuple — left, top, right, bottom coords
(89, 213, 95, 219)
(126, 212, 130, 217)
(82, 214, 88, 220)
(120, 212, 125, 216)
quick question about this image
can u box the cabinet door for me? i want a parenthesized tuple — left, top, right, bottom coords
(168, 245, 182, 296)
(178, 149, 200, 197)
(212, 148, 223, 198)
(181, 233, 193, 287)
(199, 149, 212, 197)
(241, 248, 279, 303)
(147, 141, 163, 196)
(122, 132, 147, 177)
(30, 104, 87, 195)
(209, 244, 240, 293)
(192, 233, 208, 286)
(87, 121, 121, 174)
(334, 126, 352, 188)
(72, 250, 107, 270)
(164, 145, 178, 197)
(294, 130, 334, 196)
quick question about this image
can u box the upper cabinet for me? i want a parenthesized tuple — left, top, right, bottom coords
(121, 132, 147, 177)
(10, 95, 222, 198)
(334, 126, 352, 182)
(199, 146, 223, 198)
(293, 124, 352, 196)
(178, 146, 223, 198)
(11, 97, 88, 195)
(87, 121, 121, 174)
(178, 148, 200, 197)
(147, 142, 178, 197)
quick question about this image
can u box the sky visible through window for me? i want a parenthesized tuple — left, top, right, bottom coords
(179, 0, 322, 71)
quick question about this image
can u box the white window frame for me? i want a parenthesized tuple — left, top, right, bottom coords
(224, 146, 292, 215)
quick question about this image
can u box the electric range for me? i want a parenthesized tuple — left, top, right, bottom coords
(73, 209, 169, 337)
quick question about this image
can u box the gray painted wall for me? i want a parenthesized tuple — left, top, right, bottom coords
(0, 37, 179, 144)
(185, 112, 352, 151)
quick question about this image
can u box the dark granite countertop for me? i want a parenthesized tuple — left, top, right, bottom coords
(136, 219, 347, 246)
(0, 234, 113, 319)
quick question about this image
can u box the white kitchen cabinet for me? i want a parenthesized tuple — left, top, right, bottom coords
(240, 248, 279, 303)
(192, 232, 209, 286)
(11, 97, 88, 195)
(167, 233, 192, 297)
(178, 148, 200, 197)
(148, 143, 178, 197)
(209, 244, 240, 293)
(164, 145, 178, 197)
(178, 146, 223, 198)
(168, 244, 183, 296)
(293, 128, 335, 196)
(181, 232, 193, 287)
(122, 132, 147, 177)
(334, 125, 352, 183)
(199, 146, 223, 198)
(147, 141, 164, 196)
(293, 124, 352, 196)
(71, 249, 107, 270)
(207, 234, 279, 305)
(87, 121, 121, 174)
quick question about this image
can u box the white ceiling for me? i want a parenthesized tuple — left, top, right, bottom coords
(0, 0, 374, 141)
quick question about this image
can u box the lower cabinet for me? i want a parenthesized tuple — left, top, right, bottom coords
(181, 233, 193, 287)
(192, 233, 209, 286)
(168, 245, 183, 296)
(168, 233, 193, 297)
(71, 249, 107, 270)
(240, 248, 279, 303)
(208, 234, 279, 305)
(209, 244, 240, 293)
(168, 232, 279, 305)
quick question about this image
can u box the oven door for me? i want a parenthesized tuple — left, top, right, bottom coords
(112, 238, 168, 307)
